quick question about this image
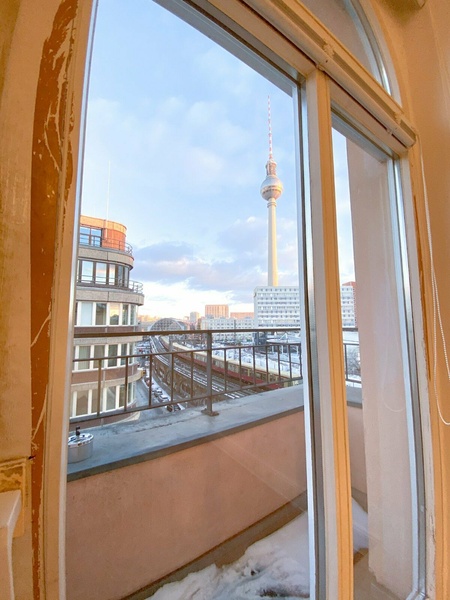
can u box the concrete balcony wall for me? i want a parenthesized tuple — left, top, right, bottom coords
(65, 404, 366, 600)
(66, 412, 307, 600)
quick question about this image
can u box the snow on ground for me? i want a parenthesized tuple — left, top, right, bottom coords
(149, 500, 368, 599)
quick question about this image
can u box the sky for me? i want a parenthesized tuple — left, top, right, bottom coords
(81, 0, 354, 319)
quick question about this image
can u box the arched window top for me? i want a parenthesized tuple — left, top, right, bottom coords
(300, 0, 390, 92)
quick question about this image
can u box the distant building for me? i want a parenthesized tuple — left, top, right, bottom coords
(253, 286, 301, 329)
(150, 318, 187, 331)
(340, 282, 357, 328)
(71, 216, 145, 420)
(205, 304, 229, 318)
(201, 315, 255, 341)
(230, 311, 254, 319)
(189, 311, 200, 327)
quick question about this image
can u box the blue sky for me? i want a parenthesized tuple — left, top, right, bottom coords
(81, 0, 353, 318)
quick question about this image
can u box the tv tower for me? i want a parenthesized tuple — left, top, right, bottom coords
(260, 96, 283, 287)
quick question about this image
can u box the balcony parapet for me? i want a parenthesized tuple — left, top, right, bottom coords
(77, 278, 143, 294)
(71, 363, 140, 385)
(74, 325, 143, 338)
(79, 233, 133, 254)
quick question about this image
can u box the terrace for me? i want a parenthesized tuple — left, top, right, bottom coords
(66, 328, 364, 600)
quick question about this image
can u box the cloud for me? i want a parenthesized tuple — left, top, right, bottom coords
(132, 239, 266, 294)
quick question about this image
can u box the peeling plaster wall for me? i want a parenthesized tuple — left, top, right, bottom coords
(0, 0, 93, 598)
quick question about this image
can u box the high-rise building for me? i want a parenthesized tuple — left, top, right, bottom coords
(204, 304, 229, 318)
(254, 286, 301, 328)
(340, 282, 357, 328)
(189, 311, 200, 325)
(70, 216, 145, 420)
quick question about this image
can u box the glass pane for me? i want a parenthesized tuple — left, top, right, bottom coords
(128, 382, 135, 407)
(80, 302, 93, 326)
(74, 0, 308, 598)
(119, 384, 126, 407)
(81, 260, 94, 283)
(300, 0, 386, 88)
(332, 127, 416, 598)
(95, 302, 107, 325)
(96, 262, 108, 284)
(105, 386, 116, 411)
(120, 343, 127, 366)
(75, 391, 89, 416)
(116, 265, 124, 286)
(78, 345, 91, 370)
(109, 263, 116, 284)
(109, 303, 120, 325)
(91, 388, 100, 414)
(108, 344, 118, 367)
(123, 267, 129, 286)
(93, 345, 105, 369)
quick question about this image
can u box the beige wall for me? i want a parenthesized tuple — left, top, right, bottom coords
(66, 414, 307, 600)
(0, 1, 93, 598)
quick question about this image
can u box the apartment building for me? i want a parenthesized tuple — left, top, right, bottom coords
(70, 216, 145, 420)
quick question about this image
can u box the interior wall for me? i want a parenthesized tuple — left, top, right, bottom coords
(0, 0, 93, 598)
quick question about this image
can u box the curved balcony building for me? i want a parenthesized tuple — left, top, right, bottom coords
(70, 216, 145, 420)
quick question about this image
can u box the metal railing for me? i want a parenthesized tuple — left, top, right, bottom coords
(70, 328, 360, 424)
(79, 233, 133, 255)
(77, 276, 144, 294)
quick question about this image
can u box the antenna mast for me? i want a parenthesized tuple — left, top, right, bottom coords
(268, 95, 273, 160)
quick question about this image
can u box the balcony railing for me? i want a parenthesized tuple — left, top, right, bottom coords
(77, 275, 144, 294)
(70, 328, 361, 424)
(79, 233, 133, 254)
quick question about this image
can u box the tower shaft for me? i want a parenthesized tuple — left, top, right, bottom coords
(267, 198, 278, 286)
(260, 97, 283, 287)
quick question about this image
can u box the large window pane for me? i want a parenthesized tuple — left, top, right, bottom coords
(95, 302, 107, 325)
(77, 345, 91, 370)
(108, 344, 118, 367)
(332, 127, 417, 598)
(80, 302, 93, 326)
(80, 260, 94, 283)
(109, 303, 120, 325)
(75, 391, 89, 416)
(96, 262, 107, 284)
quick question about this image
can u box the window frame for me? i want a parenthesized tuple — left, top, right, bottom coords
(69, 0, 428, 597)
(160, 1, 425, 597)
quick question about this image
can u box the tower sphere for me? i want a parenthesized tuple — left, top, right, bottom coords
(260, 159, 283, 201)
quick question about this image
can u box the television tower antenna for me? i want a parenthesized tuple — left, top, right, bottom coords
(260, 96, 283, 286)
